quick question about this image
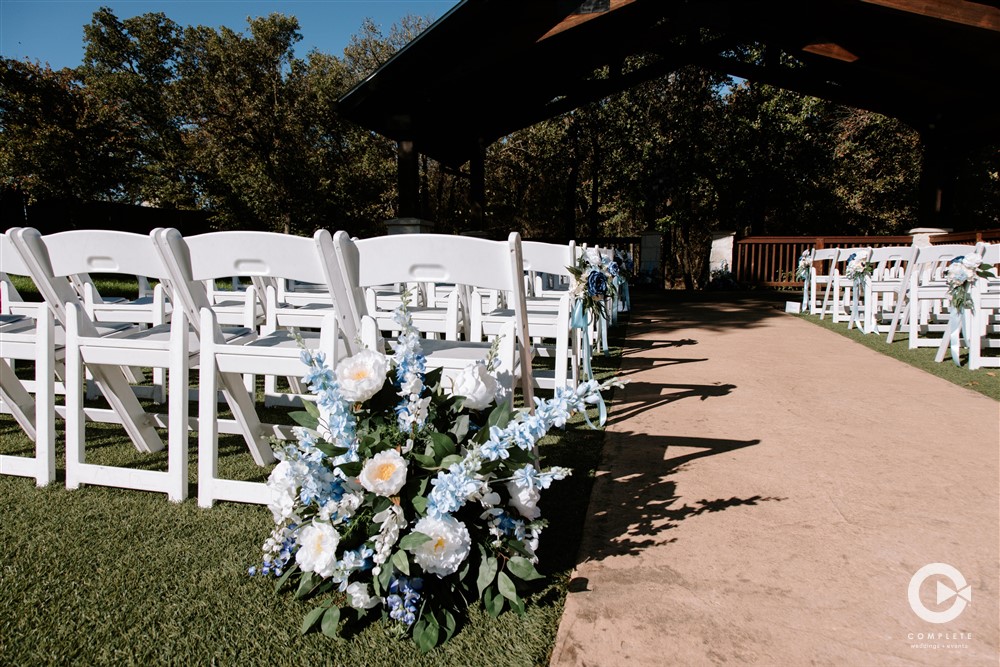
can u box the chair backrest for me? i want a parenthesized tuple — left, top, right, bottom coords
(1, 233, 32, 313)
(334, 231, 533, 400)
(865, 245, 915, 281)
(154, 228, 356, 345)
(335, 232, 528, 327)
(521, 240, 576, 277)
(910, 244, 976, 282)
(9, 228, 169, 333)
(980, 243, 999, 266)
(833, 246, 871, 269)
(810, 248, 839, 276)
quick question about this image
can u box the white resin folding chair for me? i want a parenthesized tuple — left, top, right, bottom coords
(887, 244, 975, 348)
(809, 248, 839, 316)
(824, 247, 871, 325)
(966, 244, 999, 370)
(154, 228, 357, 507)
(0, 233, 57, 485)
(472, 239, 580, 390)
(863, 245, 916, 335)
(334, 231, 534, 408)
(9, 227, 196, 500)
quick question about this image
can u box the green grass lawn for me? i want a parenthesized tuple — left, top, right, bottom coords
(797, 311, 1000, 400)
(0, 331, 623, 666)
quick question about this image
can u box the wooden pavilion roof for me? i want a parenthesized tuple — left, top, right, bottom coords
(337, 0, 1000, 167)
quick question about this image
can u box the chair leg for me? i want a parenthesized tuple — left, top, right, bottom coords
(167, 312, 189, 503)
(197, 348, 221, 509)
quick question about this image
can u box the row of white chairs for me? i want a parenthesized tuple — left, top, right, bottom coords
(803, 242, 999, 369)
(2, 227, 616, 507)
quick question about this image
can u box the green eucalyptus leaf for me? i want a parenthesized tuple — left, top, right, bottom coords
(295, 571, 317, 600)
(289, 411, 319, 430)
(399, 531, 432, 551)
(411, 495, 428, 515)
(320, 606, 341, 638)
(497, 571, 518, 602)
(449, 414, 470, 442)
(476, 555, 498, 598)
(507, 556, 544, 582)
(428, 432, 456, 458)
(391, 549, 410, 576)
(301, 399, 321, 419)
(300, 605, 324, 635)
(338, 461, 363, 478)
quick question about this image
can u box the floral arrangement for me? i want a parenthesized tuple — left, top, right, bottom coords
(568, 248, 619, 323)
(945, 253, 996, 311)
(843, 252, 874, 283)
(794, 251, 812, 281)
(251, 302, 618, 651)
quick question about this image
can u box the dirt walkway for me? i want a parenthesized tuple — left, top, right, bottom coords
(550, 292, 999, 666)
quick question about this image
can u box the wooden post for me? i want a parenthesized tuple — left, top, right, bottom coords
(917, 127, 954, 229)
(397, 140, 419, 219)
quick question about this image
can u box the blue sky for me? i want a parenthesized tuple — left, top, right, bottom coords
(0, 0, 459, 69)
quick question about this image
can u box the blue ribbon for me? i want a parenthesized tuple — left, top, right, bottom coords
(849, 276, 866, 333)
(570, 299, 593, 379)
(618, 276, 631, 312)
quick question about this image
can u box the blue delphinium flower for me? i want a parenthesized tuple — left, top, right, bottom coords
(387, 576, 423, 626)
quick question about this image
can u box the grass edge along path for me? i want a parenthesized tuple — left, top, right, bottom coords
(797, 311, 1000, 401)
(0, 328, 624, 667)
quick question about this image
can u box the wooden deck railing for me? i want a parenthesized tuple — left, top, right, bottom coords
(733, 234, 962, 287)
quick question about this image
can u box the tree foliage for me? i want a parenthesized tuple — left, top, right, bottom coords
(1, 8, 996, 285)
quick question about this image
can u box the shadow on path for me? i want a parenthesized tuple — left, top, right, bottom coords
(577, 431, 781, 561)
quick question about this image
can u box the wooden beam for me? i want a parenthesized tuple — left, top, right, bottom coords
(859, 0, 1000, 31)
(538, 0, 640, 41)
(801, 42, 860, 62)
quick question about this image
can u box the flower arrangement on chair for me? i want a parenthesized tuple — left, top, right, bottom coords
(843, 253, 874, 284)
(251, 301, 619, 651)
(944, 253, 996, 311)
(794, 250, 812, 281)
(567, 249, 620, 377)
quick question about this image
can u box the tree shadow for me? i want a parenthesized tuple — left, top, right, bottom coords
(604, 381, 736, 425)
(623, 290, 789, 335)
(575, 431, 783, 562)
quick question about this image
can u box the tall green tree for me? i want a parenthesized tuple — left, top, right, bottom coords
(79, 7, 190, 207)
(0, 58, 131, 203)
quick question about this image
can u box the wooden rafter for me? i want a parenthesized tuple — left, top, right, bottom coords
(859, 0, 1000, 31)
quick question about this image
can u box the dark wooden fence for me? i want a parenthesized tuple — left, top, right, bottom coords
(734, 230, 1000, 287)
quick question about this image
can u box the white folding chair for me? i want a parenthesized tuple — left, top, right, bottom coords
(155, 228, 356, 507)
(0, 234, 56, 486)
(809, 248, 839, 316)
(473, 239, 580, 390)
(966, 244, 999, 370)
(334, 231, 534, 408)
(887, 244, 976, 348)
(9, 227, 194, 500)
(863, 245, 916, 335)
(824, 247, 870, 325)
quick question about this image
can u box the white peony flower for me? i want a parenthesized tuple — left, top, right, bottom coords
(266, 460, 298, 523)
(411, 515, 472, 577)
(358, 449, 408, 497)
(962, 253, 983, 272)
(450, 362, 499, 410)
(295, 522, 341, 578)
(345, 582, 379, 610)
(335, 349, 388, 403)
(506, 480, 541, 520)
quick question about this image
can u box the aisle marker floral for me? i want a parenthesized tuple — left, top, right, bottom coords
(251, 299, 620, 651)
(938, 253, 997, 366)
